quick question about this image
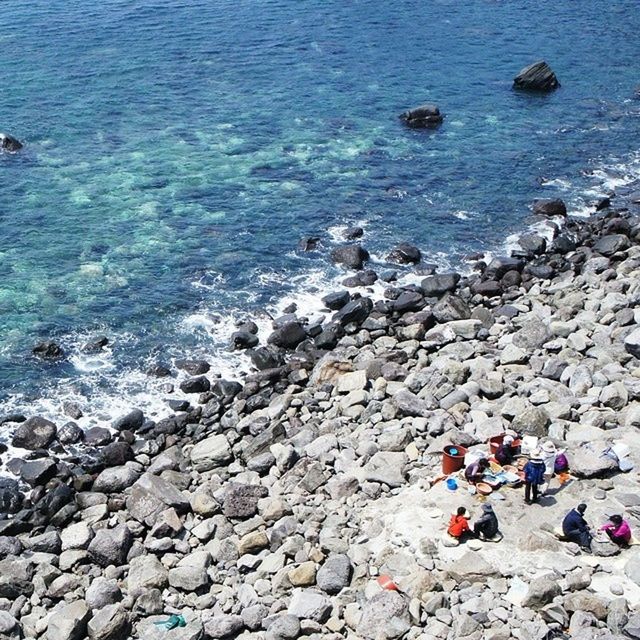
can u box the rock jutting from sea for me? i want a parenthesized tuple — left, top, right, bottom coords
(2, 193, 640, 640)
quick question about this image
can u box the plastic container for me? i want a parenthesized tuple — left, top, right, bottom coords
(442, 445, 468, 474)
(489, 434, 522, 455)
(446, 478, 458, 491)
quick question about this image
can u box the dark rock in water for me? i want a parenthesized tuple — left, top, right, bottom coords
(32, 340, 64, 360)
(166, 398, 190, 412)
(180, 376, 211, 394)
(112, 409, 144, 432)
(101, 442, 134, 467)
(0, 133, 23, 152)
(57, 421, 84, 445)
(380, 270, 398, 282)
(343, 270, 378, 287)
(485, 257, 524, 279)
(62, 401, 83, 420)
(249, 347, 283, 371)
(596, 197, 611, 211)
(213, 379, 242, 400)
(322, 291, 350, 310)
(237, 320, 259, 334)
(0, 414, 26, 426)
(387, 242, 422, 264)
(551, 234, 577, 254)
(400, 104, 444, 128)
(330, 244, 369, 270)
(414, 263, 438, 276)
(513, 61, 559, 91)
(0, 478, 23, 514)
(421, 273, 460, 297)
(81, 335, 109, 353)
(175, 359, 210, 375)
(343, 226, 364, 240)
(84, 427, 112, 446)
(519, 234, 547, 255)
(232, 330, 259, 349)
(392, 291, 425, 312)
(268, 322, 307, 349)
(20, 459, 58, 487)
(223, 483, 269, 519)
(594, 234, 631, 257)
(298, 236, 320, 252)
(471, 280, 503, 297)
(146, 362, 172, 377)
(533, 198, 567, 216)
(432, 294, 471, 322)
(12, 416, 57, 450)
(314, 323, 345, 350)
(334, 297, 373, 326)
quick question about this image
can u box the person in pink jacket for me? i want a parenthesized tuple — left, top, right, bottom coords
(600, 514, 632, 546)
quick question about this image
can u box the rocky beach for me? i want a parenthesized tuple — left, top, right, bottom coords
(1, 187, 640, 640)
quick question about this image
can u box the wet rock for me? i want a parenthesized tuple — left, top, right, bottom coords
(180, 376, 210, 394)
(532, 198, 567, 216)
(20, 458, 58, 486)
(513, 61, 559, 91)
(421, 273, 460, 297)
(400, 103, 444, 128)
(298, 236, 320, 252)
(112, 409, 144, 431)
(0, 133, 23, 152)
(268, 322, 307, 349)
(12, 416, 57, 450)
(331, 244, 369, 270)
(63, 401, 83, 420)
(344, 226, 364, 240)
(232, 330, 259, 349)
(146, 363, 171, 377)
(519, 233, 547, 255)
(358, 591, 410, 639)
(32, 340, 64, 359)
(175, 359, 210, 375)
(387, 242, 422, 264)
(84, 427, 112, 446)
(322, 291, 350, 310)
(334, 297, 373, 326)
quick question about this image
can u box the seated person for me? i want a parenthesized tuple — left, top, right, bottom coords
(473, 504, 499, 540)
(600, 514, 631, 546)
(465, 458, 490, 484)
(495, 435, 516, 466)
(562, 503, 592, 551)
(448, 506, 471, 540)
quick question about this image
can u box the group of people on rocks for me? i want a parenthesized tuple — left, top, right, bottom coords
(448, 433, 633, 552)
(447, 502, 633, 552)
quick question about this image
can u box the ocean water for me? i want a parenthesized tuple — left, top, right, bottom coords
(1, 0, 640, 431)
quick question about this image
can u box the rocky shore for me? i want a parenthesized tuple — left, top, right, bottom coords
(2, 192, 640, 640)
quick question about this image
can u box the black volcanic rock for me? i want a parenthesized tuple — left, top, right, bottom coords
(513, 61, 559, 92)
(400, 104, 444, 128)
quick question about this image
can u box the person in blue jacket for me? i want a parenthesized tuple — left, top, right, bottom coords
(523, 449, 546, 504)
(562, 503, 592, 551)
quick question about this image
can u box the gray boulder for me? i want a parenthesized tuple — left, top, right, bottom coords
(127, 555, 168, 594)
(625, 551, 640, 587)
(266, 614, 301, 640)
(513, 61, 560, 91)
(88, 525, 132, 567)
(625, 327, 640, 358)
(363, 452, 407, 487)
(532, 198, 567, 216)
(316, 553, 352, 594)
(126, 473, 190, 526)
(287, 589, 331, 622)
(330, 244, 369, 270)
(0, 556, 34, 598)
(223, 483, 269, 519)
(421, 273, 460, 297)
(190, 434, 233, 472)
(87, 604, 129, 640)
(93, 465, 141, 493)
(432, 294, 471, 322)
(594, 234, 630, 257)
(46, 600, 91, 640)
(387, 242, 422, 264)
(522, 574, 562, 608)
(204, 615, 244, 639)
(357, 591, 410, 639)
(85, 578, 122, 610)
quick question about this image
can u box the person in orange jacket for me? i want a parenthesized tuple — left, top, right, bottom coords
(448, 506, 471, 539)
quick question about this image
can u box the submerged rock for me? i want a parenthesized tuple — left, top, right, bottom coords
(513, 61, 560, 91)
(330, 244, 370, 270)
(399, 104, 444, 128)
(532, 198, 567, 216)
(0, 133, 22, 152)
(32, 340, 64, 359)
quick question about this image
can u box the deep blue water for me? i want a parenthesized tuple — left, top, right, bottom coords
(1, 0, 639, 423)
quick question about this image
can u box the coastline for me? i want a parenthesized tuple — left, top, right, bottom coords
(1, 186, 640, 638)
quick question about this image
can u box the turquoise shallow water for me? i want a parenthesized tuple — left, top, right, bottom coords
(1, 0, 640, 417)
